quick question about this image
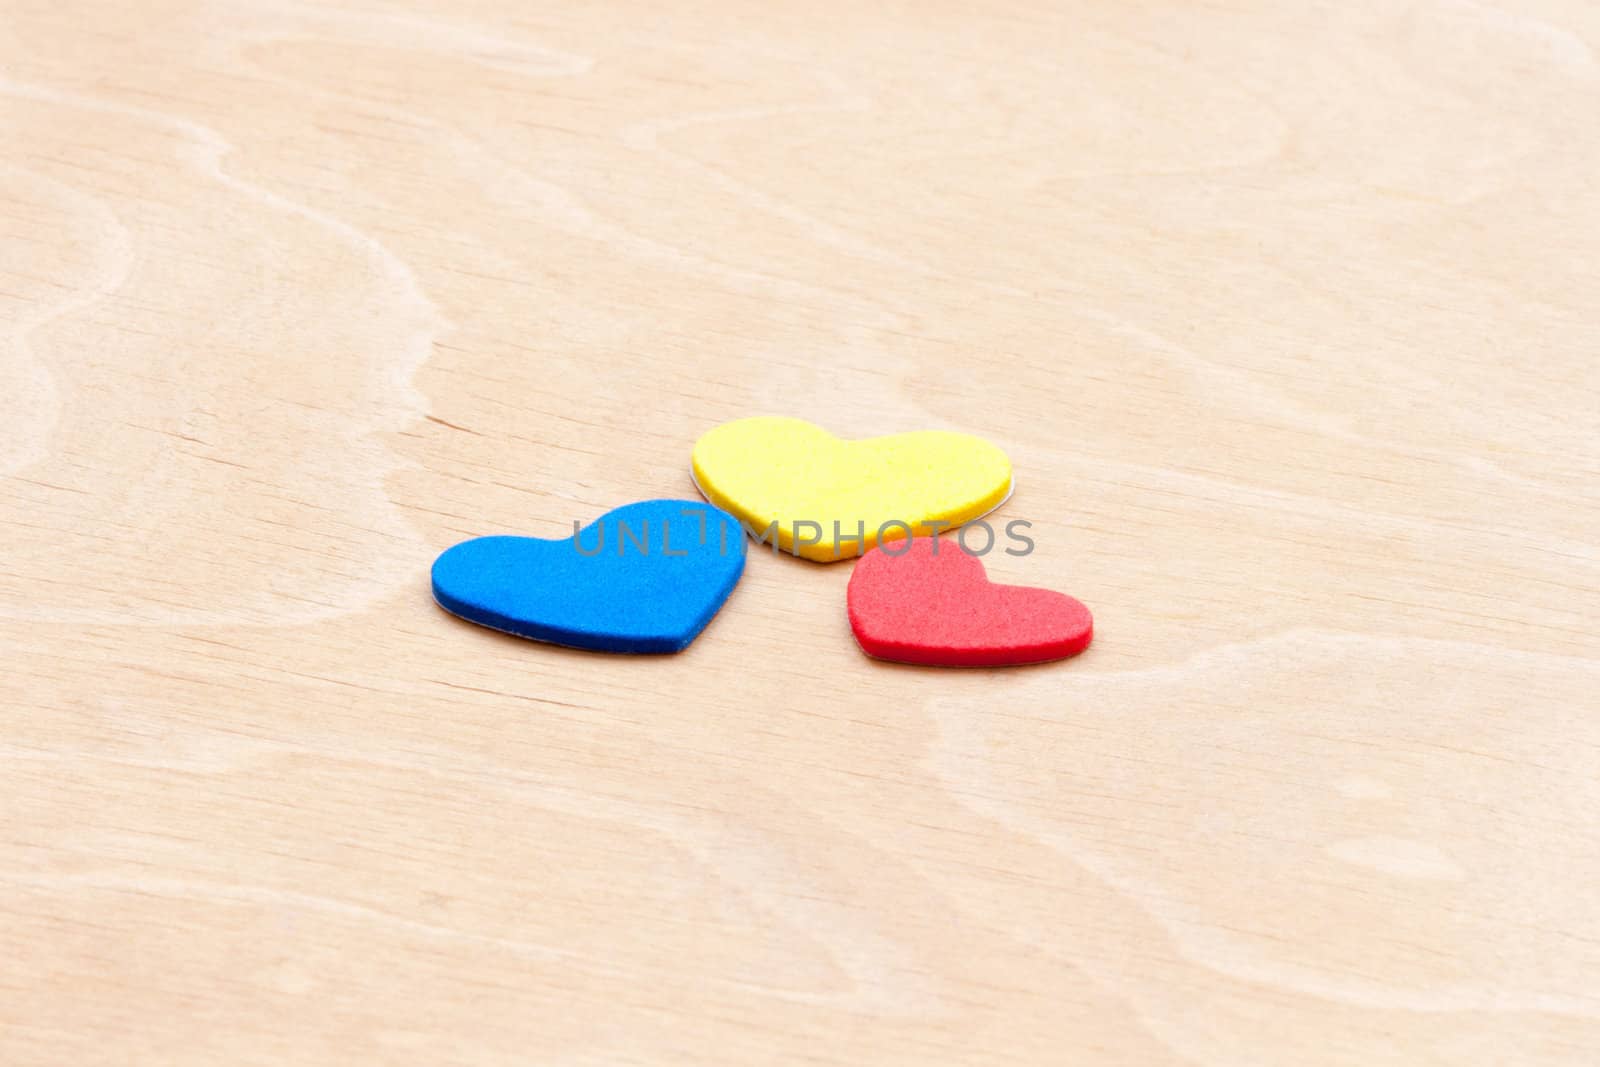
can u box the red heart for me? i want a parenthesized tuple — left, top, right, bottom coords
(847, 537, 1093, 666)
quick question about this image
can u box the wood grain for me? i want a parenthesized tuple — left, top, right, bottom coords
(4, 1, 1599, 1063)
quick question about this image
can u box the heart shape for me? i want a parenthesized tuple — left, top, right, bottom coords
(431, 500, 746, 653)
(847, 537, 1092, 666)
(691, 416, 1012, 562)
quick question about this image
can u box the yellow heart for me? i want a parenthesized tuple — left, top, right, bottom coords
(691, 417, 1013, 562)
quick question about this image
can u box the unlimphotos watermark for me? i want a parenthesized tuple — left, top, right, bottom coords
(573, 509, 1035, 559)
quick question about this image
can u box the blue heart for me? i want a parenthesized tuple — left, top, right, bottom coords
(431, 499, 746, 653)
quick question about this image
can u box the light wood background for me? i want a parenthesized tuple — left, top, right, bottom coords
(4, 1, 1599, 1063)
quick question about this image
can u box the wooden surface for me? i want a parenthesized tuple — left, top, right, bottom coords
(4, 1, 1599, 1063)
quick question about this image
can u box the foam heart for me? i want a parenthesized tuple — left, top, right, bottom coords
(431, 499, 745, 653)
(847, 537, 1092, 666)
(691, 416, 1012, 562)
